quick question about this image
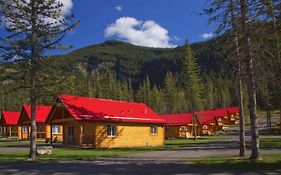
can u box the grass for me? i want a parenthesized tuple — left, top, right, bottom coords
(188, 154, 281, 172)
(0, 147, 151, 163)
(0, 140, 45, 147)
(164, 136, 228, 148)
(247, 136, 281, 149)
(0, 136, 228, 162)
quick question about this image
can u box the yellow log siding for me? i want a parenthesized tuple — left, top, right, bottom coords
(165, 125, 201, 139)
(95, 122, 164, 148)
(61, 121, 164, 148)
(201, 124, 217, 135)
(19, 124, 63, 141)
(1, 125, 21, 139)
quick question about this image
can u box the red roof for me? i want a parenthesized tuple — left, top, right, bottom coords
(1, 111, 20, 125)
(195, 111, 216, 125)
(51, 95, 164, 124)
(228, 107, 239, 114)
(23, 104, 52, 123)
(159, 113, 193, 126)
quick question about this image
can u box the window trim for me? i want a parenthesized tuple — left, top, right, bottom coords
(106, 124, 117, 137)
(52, 125, 61, 134)
(150, 125, 158, 135)
(22, 126, 28, 134)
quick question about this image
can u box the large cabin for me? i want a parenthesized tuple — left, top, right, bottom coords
(0, 111, 21, 139)
(159, 113, 201, 139)
(18, 104, 63, 141)
(46, 95, 165, 148)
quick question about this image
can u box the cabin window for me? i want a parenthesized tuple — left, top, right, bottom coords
(22, 126, 28, 134)
(52, 125, 61, 134)
(37, 124, 45, 132)
(107, 124, 116, 137)
(150, 125, 157, 135)
(68, 126, 74, 136)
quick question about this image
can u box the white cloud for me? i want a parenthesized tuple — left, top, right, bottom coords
(104, 17, 176, 48)
(59, 0, 73, 16)
(115, 5, 122, 12)
(200, 33, 214, 40)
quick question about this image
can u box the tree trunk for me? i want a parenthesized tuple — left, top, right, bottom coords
(238, 74, 246, 156)
(239, 0, 260, 160)
(28, 0, 37, 161)
(229, 0, 246, 157)
(192, 112, 197, 140)
(28, 73, 37, 160)
(87, 73, 92, 97)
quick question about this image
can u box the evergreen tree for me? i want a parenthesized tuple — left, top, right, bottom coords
(163, 72, 178, 113)
(181, 45, 203, 111)
(0, 0, 78, 160)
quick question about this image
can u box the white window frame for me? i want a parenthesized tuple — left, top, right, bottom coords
(52, 125, 61, 134)
(150, 125, 157, 135)
(22, 126, 28, 134)
(106, 124, 117, 137)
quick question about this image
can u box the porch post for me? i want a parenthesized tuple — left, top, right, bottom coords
(9, 126, 11, 137)
(50, 123, 53, 145)
(17, 126, 22, 139)
(79, 124, 83, 147)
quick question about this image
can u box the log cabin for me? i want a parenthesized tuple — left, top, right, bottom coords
(0, 111, 21, 139)
(195, 111, 218, 135)
(211, 108, 229, 130)
(46, 94, 165, 148)
(159, 113, 201, 139)
(18, 104, 63, 141)
(227, 107, 239, 124)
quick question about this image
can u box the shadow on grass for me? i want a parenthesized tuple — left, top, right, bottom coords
(0, 159, 277, 175)
(188, 155, 281, 173)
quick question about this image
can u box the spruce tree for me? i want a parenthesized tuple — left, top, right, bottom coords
(181, 45, 203, 111)
(0, 0, 78, 160)
(181, 44, 203, 140)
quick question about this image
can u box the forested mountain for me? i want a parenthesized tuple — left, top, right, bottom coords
(1, 36, 238, 114)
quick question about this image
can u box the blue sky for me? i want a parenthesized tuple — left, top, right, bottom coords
(0, 0, 216, 54)
(60, 0, 215, 52)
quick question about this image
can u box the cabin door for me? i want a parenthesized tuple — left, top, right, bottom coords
(66, 126, 74, 145)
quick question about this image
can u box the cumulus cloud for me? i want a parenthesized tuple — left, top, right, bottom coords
(59, 0, 73, 16)
(115, 5, 122, 12)
(104, 17, 176, 48)
(200, 32, 214, 40)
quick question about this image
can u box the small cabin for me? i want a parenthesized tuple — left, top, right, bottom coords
(195, 111, 218, 135)
(159, 113, 201, 139)
(18, 104, 63, 141)
(228, 107, 239, 124)
(0, 111, 21, 139)
(46, 95, 165, 148)
(211, 108, 229, 130)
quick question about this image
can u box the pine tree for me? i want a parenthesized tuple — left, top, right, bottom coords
(163, 72, 178, 113)
(181, 45, 203, 111)
(181, 44, 203, 140)
(0, 0, 78, 160)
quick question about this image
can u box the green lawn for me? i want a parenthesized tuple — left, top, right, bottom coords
(164, 136, 228, 148)
(0, 147, 156, 163)
(247, 136, 281, 149)
(188, 154, 281, 172)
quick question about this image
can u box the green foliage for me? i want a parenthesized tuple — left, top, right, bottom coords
(181, 45, 203, 111)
